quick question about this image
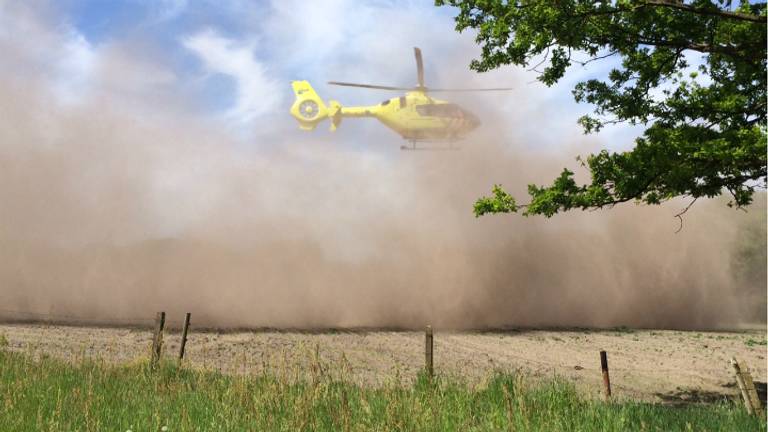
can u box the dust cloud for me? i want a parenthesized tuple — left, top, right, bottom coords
(0, 7, 764, 331)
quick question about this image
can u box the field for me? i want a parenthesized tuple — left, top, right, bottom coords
(1, 323, 765, 404)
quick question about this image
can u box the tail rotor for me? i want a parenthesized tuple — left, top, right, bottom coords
(290, 81, 329, 130)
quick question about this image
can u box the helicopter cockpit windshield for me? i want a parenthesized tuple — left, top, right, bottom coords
(415, 103, 464, 118)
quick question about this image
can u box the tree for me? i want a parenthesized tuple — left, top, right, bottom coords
(436, 0, 766, 220)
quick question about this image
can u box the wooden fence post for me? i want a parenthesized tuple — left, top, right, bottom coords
(731, 357, 763, 417)
(600, 350, 611, 401)
(151, 311, 165, 368)
(178, 312, 191, 363)
(425, 325, 434, 379)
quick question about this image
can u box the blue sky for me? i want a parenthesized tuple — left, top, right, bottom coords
(1, 0, 648, 152)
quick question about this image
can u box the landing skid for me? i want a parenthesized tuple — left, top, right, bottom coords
(400, 140, 461, 151)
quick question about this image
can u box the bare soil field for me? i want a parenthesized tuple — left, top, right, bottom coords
(1, 323, 765, 404)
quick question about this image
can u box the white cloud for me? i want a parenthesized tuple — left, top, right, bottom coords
(53, 29, 97, 105)
(261, 0, 450, 86)
(0, 2, 97, 105)
(182, 29, 281, 124)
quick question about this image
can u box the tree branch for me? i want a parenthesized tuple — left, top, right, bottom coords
(527, 45, 552, 72)
(640, 0, 767, 24)
(573, 50, 619, 66)
(633, 37, 754, 63)
(569, 1, 766, 24)
(674, 197, 698, 233)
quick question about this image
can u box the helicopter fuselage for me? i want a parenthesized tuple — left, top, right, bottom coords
(348, 91, 481, 141)
(290, 81, 481, 141)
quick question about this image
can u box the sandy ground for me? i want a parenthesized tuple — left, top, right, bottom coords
(1, 323, 765, 404)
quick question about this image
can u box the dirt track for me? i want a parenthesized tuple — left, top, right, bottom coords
(2, 323, 765, 403)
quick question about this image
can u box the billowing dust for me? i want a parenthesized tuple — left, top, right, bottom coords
(0, 4, 764, 330)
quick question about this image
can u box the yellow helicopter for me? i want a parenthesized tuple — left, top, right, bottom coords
(290, 47, 512, 150)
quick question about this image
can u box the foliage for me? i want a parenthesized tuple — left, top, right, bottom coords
(0, 350, 764, 431)
(436, 0, 767, 217)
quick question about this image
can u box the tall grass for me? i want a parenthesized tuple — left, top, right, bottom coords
(0, 350, 762, 431)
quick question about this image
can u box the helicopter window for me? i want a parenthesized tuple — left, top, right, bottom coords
(381, 99, 390, 106)
(416, 104, 462, 117)
(399, 96, 406, 108)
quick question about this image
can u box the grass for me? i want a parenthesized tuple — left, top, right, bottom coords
(0, 350, 764, 432)
(745, 337, 767, 347)
(611, 326, 636, 334)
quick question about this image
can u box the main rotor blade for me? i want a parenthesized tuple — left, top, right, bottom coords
(414, 47, 425, 88)
(327, 81, 411, 91)
(427, 87, 514, 92)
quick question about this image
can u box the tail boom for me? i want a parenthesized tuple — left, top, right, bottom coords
(290, 81, 377, 132)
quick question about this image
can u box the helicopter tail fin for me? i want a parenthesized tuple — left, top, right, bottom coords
(290, 81, 330, 131)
